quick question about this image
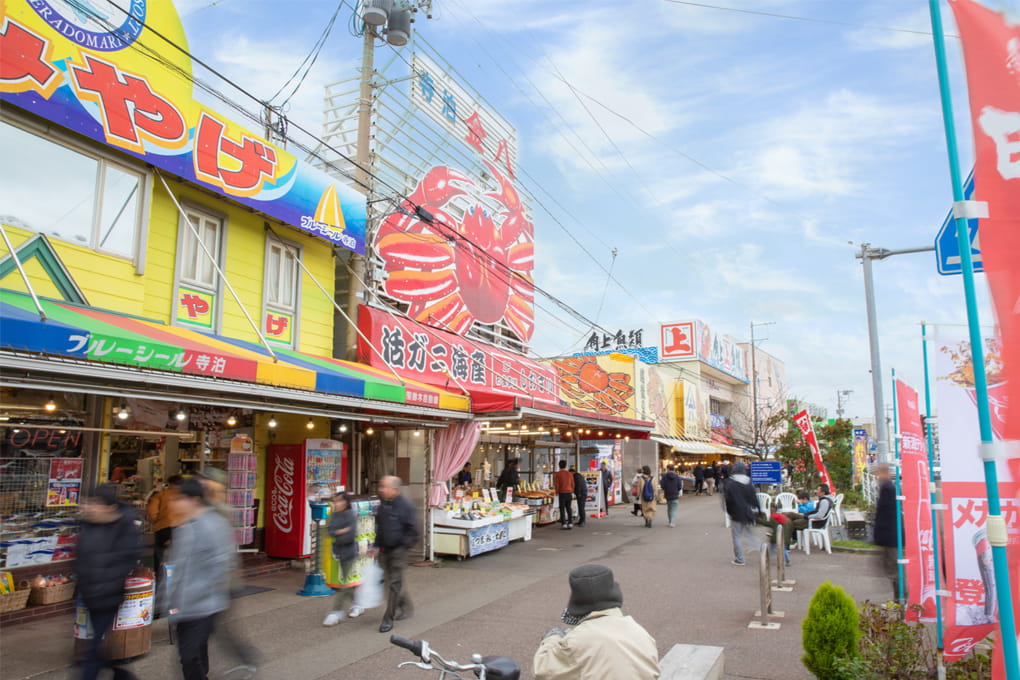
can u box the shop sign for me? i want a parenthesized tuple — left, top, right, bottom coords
(467, 521, 509, 557)
(749, 460, 782, 485)
(113, 577, 154, 630)
(264, 310, 294, 346)
(549, 354, 636, 418)
(175, 286, 216, 330)
(357, 306, 558, 404)
(410, 52, 517, 175)
(659, 320, 748, 382)
(46, 457, 83, 506)
(6, 427, 82, 455)
(583, 329, 643, 353)
(0, 1, 366, 253)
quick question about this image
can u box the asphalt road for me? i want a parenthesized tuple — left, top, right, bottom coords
(2, 493, 888, 679)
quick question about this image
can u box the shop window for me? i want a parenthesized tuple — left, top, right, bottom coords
(0, 119, 145, 262)
(174, 206, 224, 333)
(262, 235, 301, 348)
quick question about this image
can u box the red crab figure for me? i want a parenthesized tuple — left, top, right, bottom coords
(377, 163, 535, 342)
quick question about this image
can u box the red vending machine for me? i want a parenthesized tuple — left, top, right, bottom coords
(265, 438, 347, 558)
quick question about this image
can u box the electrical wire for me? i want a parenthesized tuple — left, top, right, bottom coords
(267, 1, 345, 108)
(661, 0, 952, 37)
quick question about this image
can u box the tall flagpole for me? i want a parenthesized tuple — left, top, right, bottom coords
(928, 1, 1020, 675)
(892, 370, 906, 605)
(921, 323, 946, 676)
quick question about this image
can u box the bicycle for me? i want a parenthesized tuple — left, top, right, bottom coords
(390, 635, 520, 679)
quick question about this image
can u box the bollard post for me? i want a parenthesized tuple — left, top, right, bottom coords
(749, 543, 783, 629)
(772, 524, 795, 591)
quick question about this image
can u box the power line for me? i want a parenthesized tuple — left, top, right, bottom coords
(268, 1, 345, 108)
(661, 0, 952, 37)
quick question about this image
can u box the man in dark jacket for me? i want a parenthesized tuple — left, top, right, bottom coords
(76, 484, 142, 680)
(659, 466, 682, 528)
(723, 463, 759, 566)
(871, 464, 901, 600)
(693, 464, 705, 495)
(496, 460, 520, 501)
(600, 462, 613, 516)
(571, 467, 588, 527)
(372, 476, 419, 633)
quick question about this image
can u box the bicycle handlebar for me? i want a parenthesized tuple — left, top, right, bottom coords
(390, 635, 424, 659)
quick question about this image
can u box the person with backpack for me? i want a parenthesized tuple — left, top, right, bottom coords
(571, 467, 588, 527)
(638, 466, 656, 528)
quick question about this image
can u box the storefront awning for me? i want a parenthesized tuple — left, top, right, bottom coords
(0, 290, 470, 416)
(652, 436, 750, 456)
(480, 398, 654, 436)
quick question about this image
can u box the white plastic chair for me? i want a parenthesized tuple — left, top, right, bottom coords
(800, 514, 832, 554)
(756, 492, 771, 517)
(775, 492, 797, 513)
(831, 493, 845, 527)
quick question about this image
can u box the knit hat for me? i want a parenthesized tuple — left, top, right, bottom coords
(561, 564, 623, 625)
(199, 467, 228, 486)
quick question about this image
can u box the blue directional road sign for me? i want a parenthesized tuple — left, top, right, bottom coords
(750, 460, 782, 485)
(935, 169, 983, 276)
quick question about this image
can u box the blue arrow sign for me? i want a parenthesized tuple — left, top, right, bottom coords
(935, 169, 983, 276)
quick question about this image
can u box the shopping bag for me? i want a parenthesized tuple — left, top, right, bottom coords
(353, 559, 383, 610)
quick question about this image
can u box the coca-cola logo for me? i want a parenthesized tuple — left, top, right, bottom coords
(271, 457, 295, 534)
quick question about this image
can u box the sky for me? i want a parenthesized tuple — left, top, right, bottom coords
(172, 0, 1007, 421)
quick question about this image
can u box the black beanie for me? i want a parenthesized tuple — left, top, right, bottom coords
(563, 564, 623, 623)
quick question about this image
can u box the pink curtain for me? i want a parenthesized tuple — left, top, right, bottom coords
(429, 421, 482, 507)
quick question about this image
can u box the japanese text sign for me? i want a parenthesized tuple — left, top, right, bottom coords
(0, 1, 366, 253)
(46, 457, 83, 506)
(895, 380, 937, 622)
(357, 305, 558, 405)
(793, 409, 833, 493)
(410, 52, 517, 178)
(467, 520, 509, 557)
(659, 320, 748, 382)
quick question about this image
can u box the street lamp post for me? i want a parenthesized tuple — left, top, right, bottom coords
(856, 243, 934, 463)
(749, 321, 775, 458)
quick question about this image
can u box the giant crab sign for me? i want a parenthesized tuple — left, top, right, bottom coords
(375, 160, 535, 343)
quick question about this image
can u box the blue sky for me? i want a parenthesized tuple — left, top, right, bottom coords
(174, 0, 1002, 419)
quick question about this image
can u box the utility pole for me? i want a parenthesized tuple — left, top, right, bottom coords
(836, 389, 853, 418)
(856, 242, 934, 463)
(345, 28, 376, 360)
(749, 321, 774, 457)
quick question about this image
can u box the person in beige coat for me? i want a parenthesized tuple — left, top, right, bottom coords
(534, 564, 660, 680)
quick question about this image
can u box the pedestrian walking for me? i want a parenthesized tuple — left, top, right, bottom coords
(871, 464, 901, 601)
(533, 563, 659, 680)
(629, 468, 644, 517)
(324, 491, 360, 625)
(199, 470, 259, 679)
(372, 475, 419, 633)
(167, 477, 235, 680)
(554, 460, 575, 530)
(76, 484, 142, 680)
(571, 467, 587, 527)
(723, 462, 759, 565)
(705, 462, 717, 496)
(659, 465, 681, 527)
(639, 466, 656, 528)
(693, 463, 705, 495)
(145, 475, 182, 586)
(600, 461, 613, 515)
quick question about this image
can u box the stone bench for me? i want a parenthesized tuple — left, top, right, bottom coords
(659, 643, 725, 680)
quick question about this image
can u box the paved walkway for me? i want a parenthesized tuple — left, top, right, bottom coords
(1, 494, 888, 679)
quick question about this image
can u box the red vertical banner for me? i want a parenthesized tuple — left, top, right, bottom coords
(949, 2, 1020, 674)
(949, 0, 1020, 443)
(793, 409, 834, 492)
(896, 380, 938, 622)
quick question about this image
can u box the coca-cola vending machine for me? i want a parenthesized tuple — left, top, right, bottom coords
(265, 439, 347, 558)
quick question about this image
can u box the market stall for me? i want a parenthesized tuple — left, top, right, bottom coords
(431, 496, 534, 559)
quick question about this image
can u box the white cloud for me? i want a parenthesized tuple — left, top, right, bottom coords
(737, 89, 934, 199)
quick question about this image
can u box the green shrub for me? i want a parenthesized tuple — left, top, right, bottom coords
(802, 581, 860, 679)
